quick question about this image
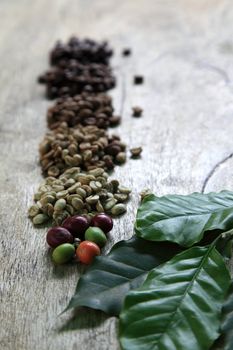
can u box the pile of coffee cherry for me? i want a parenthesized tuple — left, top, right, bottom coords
(46, 213, 113, 265)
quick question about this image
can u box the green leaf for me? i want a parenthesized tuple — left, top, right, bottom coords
(66, 236, 181, 316)
(211, 282, 233, 350)
(119, 245, 231, 350)
(135, 191, 233, 247)
(221, 283, 233, 350)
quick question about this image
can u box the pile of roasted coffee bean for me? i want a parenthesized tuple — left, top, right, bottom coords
(38, 37, 116, 99)
(47, 213, 113, 265)
(47, 93, 121, 129)
(38, 61, 116, 99)
(50, 37, 113, 66)
(29, 37, 139, 265)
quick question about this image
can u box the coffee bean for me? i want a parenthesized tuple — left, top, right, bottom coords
(134, 75, 144, 85)
(38, 62, 116, 99)
(39, 123, 126, 176)
(50, 37, 113, 66)
(132, 106, 143, 117)
(122, 48, 131, 56)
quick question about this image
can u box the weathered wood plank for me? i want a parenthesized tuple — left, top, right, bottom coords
(1, 0, 233, 349)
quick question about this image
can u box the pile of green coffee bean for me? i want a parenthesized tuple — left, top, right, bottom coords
(29, 167, 131, 226)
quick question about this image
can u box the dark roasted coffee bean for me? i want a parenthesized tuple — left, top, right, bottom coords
(50, 37, 113, 66)
(134, 75, 144, 85)
(122, 48, 131, 56)
(38, 62, 116, 99)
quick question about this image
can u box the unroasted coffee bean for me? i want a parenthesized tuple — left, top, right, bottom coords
(39, 122, 126, 176)
(38, 62, 116, 99)
(47, 93, 121, 129)
(50, 37, 113, 66)
(28, 168, 131, 225)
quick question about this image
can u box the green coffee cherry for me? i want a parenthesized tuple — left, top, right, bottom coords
(84, 227, 107, 248)
(52, 243, 75, 264)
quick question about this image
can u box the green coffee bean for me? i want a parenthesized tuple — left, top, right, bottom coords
(71, 197, 84, 211)
(76, 188, 87, 198)
(118, 186, 132, 194)
(88, 168, 105, 177)
(28, 205, 40, 218)
(46, 203, 54, 217)
(90, 180, 102, 192)
(53, 185, 65, 192)
(54, 199, 67, 211)
(114, 193, 128, 202)
(81, 185, 92, 196)
(33, 213, 49, 225)
(66, 204, 74, 215)
(56, 190, 69, 199)
(68, 183, 81, 194)
(40, 194, 56, 206)
(111, 203, 127, 216)
(63, 178, 76, 188)
(96, 200, 104, 212)
(86, 195, 99, 205)
(34, 192, 42, 201)
(104, 198, 117, 211)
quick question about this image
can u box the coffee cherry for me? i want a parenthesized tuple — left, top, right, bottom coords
(52, 243, 75, 264)
(62, 215, 90, 239)
(76, 241, 100, 264)
(46, 227, 74, 248)
(91, 213, 113, 233)
(85, 227, 107, 247)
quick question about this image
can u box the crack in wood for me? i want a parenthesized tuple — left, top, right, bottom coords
(196, 60, 231, 84)
(201, 152, 233, 193)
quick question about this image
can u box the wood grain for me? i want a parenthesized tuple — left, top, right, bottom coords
(1, 0, 233, 349)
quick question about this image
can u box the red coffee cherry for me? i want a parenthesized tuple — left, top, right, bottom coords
(91, 213, 113, 233)
(62, 215, 90, 239)
(76, 241, 100, 264)
(46, 227, 74, 248)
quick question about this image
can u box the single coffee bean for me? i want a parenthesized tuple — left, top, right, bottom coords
(132, 106, 143, 117)
(122, 48, 131, 56)
(134, 75, 144, 84)
(130, 147, 142, 158)
(111, 203, 127, 216)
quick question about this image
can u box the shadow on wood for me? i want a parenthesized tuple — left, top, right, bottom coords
(58, 308, 110, 332)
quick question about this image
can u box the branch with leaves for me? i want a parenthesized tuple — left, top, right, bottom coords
(65, 190, 233, 350)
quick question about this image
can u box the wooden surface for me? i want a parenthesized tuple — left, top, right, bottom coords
(1, 0, 233, 349)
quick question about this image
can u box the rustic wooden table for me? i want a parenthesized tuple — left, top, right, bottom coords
(1, 0, 233, 349)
